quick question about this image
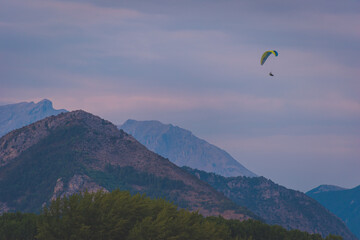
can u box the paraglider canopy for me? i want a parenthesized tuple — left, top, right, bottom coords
(260, 50, 278, 65)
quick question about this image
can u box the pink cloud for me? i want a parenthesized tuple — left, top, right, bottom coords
(12, 0, 145, 22)
(212, 134, 360, 157)
(293, 12, 360, 39)
(58, 92, 285, 114)
(1, 0, 152, 37)
(292, 94, 360, 117)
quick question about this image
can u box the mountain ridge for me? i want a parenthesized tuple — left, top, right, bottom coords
(120, 119, 257, 178)
(184, 167, 357, 240)
(307, 185, 348, 195)
(0, 110, 255, 221)
(307, 185, 360, 239)
(0, 99, 67, 137)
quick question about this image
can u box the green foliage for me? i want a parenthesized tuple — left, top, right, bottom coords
(0, 190, 343, 240)
(0, 212, 37, 240)
(36, 190, 227, 240)
(325, 234, 343, 240)
(206, 217, 339, 240)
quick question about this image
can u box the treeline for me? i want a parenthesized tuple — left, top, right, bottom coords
(0, 190, 342, 240)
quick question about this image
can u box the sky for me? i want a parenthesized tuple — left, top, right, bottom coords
(0, 0, 359, 192)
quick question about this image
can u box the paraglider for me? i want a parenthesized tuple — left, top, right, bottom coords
(260, 50, 278, 65)
(261, 50, 278, 76)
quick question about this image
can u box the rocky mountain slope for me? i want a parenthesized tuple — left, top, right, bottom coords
(184, 167, 357, 240)
(0, 110, 255, 221)
(0, 99, 66, 137)
(307, 185, 360, 239)
(120, 119, 256, 177)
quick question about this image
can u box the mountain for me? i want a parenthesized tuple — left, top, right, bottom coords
(184, 167, 357, 240)
(0, 110, 256, 221)
(120, 119, 257, 177)
(307, 184, 348, 195)
(0, 99, 67, 137)
(307, 185, 360, 239)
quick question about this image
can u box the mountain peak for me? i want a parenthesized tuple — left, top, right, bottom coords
(120, 119, 257, 178)
(0, 99, 67, 137)
(38, 98, 52, 105)
(306, 185, 360, 239)
(307, 185, 348, 195)
(0, 111, 254, 220)
(37, 99, 54, 109)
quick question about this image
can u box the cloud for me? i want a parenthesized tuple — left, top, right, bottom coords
(296, 13, 360, 39)
(51, 87, 285, 115)
(216, 134, 360, 156)
(3, 0, 147, 26)
(291, 94, 360, 118)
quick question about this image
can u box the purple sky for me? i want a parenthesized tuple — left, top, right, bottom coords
(1, 0, 359, 192)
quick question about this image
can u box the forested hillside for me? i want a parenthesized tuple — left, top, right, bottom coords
(0, 190, 343, 240)
(184, 167, 356, 240)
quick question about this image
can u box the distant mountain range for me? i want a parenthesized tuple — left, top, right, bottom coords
(0, 110, 255, 221)
(0, 100, 357, 239)
(120, 119, 257, 177)
(307, 185, 348, 194)
(0, 99, 66, 137)
(184, 167, 356, 240)
(1, 101, 256, 178)
(307, 185, 360, 239)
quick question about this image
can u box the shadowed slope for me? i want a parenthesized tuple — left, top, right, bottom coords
(184, 167, 357, 240)
(0, 110, 255, 221)
(307, 185, 360, 239)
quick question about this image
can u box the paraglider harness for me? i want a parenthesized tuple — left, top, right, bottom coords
(261, 50, 278, 77)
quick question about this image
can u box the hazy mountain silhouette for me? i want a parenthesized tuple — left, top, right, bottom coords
(307, 185, 360, 239)
(120, 119, 257, 177)
(307, 185, 348, 194)
(0, 99, 66, 137)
